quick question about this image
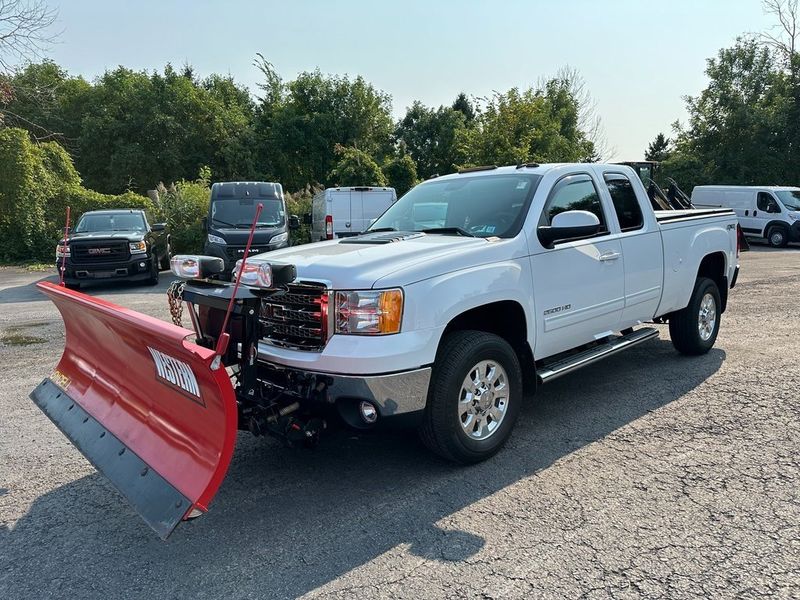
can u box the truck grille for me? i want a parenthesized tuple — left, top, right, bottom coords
(226, 246, 265, 262)
(70, 241, 129, 263)
(260, 283, 328, 351)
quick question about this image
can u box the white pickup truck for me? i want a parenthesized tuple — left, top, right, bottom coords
(30, 162, 743, 537)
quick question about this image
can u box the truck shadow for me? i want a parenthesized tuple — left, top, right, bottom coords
(0, 338, 725, 599)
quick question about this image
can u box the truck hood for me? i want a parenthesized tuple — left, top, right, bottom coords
(68, 231, 145, 243)
(254, 233, 495, 288)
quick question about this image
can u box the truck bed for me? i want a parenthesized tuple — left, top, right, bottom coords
(654, 208, 735, 224)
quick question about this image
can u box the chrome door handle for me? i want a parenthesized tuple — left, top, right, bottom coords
(599, 251, 621, 261)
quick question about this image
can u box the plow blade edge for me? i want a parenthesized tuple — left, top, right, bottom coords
(30, 281, 238, 539)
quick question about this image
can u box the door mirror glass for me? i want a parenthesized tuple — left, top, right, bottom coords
(538, 210, 601, 248)
(302, 212, 312, 225)
(288, 215, 301, 230)
(151, 222, 166, 232)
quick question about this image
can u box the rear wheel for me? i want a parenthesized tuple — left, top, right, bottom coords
(669, 277, 721, 355)
(419, 330, 522, 463)
(767, 226, 789, 248)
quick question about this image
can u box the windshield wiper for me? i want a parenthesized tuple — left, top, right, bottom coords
(419, 227, 475, 237)
(212, 219, 237, 228)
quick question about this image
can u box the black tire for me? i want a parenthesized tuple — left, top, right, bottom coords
(419, 330, 522, 464)
(64, 282, 80, 291)
(669, 277, 721, 355)
(767, 226, 789, 248)
(146, 260, 159, 285)
(159, 239, 171, 270)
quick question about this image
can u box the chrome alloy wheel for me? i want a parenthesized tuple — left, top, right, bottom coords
(698, 292, 717, 341)
(458, 360, 509, 440)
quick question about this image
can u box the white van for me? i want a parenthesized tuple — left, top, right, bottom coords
(692, 185, 800, 247)
(311, 186, 397, 241)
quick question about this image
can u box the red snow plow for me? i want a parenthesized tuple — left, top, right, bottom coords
(30, 281, 238, 539)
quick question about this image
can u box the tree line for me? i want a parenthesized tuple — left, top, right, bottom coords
(0, 58, 601, 198)
(647, 0, 800, 192)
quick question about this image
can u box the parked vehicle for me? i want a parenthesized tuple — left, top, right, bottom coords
(55, 209, 170, 288)
(203, 181, 298, 277)
(32, 163, 743, 538)
(310, 186, 397, 240)
(692, 185, 800, 247)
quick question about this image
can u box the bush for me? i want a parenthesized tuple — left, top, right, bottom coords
(285, 184, 320, 246)
(157, 167, 211, 254)
(0, 128, 155, 263)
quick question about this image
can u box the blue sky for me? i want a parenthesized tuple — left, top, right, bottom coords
(47, 0, 772, 160)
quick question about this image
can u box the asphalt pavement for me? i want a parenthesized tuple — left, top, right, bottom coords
(0, 248, 798, 599)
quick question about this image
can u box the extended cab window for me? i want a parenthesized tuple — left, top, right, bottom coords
(757, 192, 781, 213)
(604, 173, 644, 231)
(540, 174, 607, 233)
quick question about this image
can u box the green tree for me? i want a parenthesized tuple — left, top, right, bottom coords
(395, 101, 468, 179)
(645, 132, 672, 162)
(328, 144, 387, 187)
(664, 38, 792, 188)
(382, 150, 418, 196)
(254, 66, 393, 189)
(456, 78, 595, 167)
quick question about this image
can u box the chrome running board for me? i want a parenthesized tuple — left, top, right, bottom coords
(537, 327, 659, 383)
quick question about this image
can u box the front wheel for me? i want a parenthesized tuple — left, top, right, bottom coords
(669, 277, 721, 355)
(419, 330, 522, 464)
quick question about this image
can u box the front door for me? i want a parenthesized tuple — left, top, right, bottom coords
(530, 173, 625, 359)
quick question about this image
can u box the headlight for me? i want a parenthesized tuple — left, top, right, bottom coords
(271, 232, 289, 245)
(129, 241, 147, 254)
(237, 261, 273, 287)
(207, 233, 226, 245)
(335, 289, 403, 335)
(56, 244, 70, 258)
(170, 255, 224, 279)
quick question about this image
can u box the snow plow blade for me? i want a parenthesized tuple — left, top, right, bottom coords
(30, 281, 238, 539)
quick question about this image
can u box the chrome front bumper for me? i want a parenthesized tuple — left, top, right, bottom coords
(257, 363, 432, 417)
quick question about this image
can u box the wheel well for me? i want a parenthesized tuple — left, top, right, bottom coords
(442, 301, 535, 393)
(697, 252, 728, 312)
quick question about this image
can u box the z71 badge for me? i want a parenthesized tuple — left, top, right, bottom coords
(147, 347, 204, 405)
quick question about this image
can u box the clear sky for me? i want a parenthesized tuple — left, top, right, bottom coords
(46, 0, 772, 160)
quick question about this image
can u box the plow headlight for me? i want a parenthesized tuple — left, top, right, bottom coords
(233, 260, 297, 288)
(335, 289, 403, 335)
(170, 255, 225, 279)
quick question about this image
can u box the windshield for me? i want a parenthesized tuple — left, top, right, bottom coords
(211, 198, 285, 228)
(75, 213, 146, 233)
(776, 190, 800, 211)
(368, 173, 542, 237)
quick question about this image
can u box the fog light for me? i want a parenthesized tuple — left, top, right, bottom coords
(139, 262, 146, 268)
(359, 401, 378, 424)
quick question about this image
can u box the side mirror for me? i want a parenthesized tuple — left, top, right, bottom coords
(62, 226, 71, 235)
(537, 210, 601, 248)
(288, 214, 301, 230)
(151, 222, 166, 232)
(201, 216, 208, 232)
(770, 202, 781, 213)
(302, 212, 312, 225)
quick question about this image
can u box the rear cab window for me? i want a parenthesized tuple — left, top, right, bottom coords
(603, 173, 644, 232)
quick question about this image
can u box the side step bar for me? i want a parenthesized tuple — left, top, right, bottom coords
(537, 327, 659, 383)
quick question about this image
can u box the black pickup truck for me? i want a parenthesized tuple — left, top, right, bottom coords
(56, 209, 170, 288)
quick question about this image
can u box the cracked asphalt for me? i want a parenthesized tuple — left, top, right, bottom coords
(1, 247, 798, 599)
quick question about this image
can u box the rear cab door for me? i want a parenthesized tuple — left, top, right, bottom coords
(596, 167, 664, 326)
(527, 166, 626, 359)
